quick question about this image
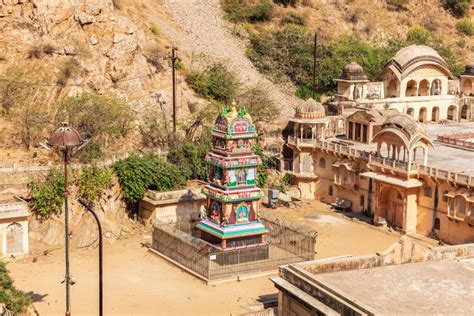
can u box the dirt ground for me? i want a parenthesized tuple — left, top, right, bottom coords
(8, 200, 400, 316)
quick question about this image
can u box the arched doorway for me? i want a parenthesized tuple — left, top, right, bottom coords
(378, 187, 404, 229)
(405, 80, 417, 97)
(463, 79, 472, 95)
(419, 107, 427, 122)
(419, 79, 429, 96)
(386, 79, 398, 97)
(407, 108, 414, 117)
(447, 105, 457, 121)
(461, 104, 468, 120)
(6, 223, 23, 254)
(431, 79, 442, 95)
(431, 107, 439, 122)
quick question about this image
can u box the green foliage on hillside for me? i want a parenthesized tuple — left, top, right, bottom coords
(0, 262, 31, 313)
(186, 63, 240, 103)
(456, 18, 474, 35)
(254, 144, 276, 188)
(30, 168, 65, 217)
(246, 23, 463, 96)
(442, 0, 472, 18)
(167, 140, 210, 181)
(77, 166, 113, 204)
(113, 153, 186, 205)
(221, 0, 274, 23)
(55, 93, 133, 158)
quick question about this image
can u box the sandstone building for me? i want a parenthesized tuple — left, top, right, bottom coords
(281, 45, 474, 245)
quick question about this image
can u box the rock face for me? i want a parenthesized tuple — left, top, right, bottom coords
(29, 180, 137, 248)
(0, 0, 158, 100)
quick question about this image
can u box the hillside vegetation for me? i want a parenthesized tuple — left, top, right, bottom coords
(221, 0, 473, 97)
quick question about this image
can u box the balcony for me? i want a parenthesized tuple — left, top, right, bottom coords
(287, 136, 317, 148)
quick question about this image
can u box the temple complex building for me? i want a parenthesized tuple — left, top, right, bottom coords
(330, 44, 474, 122)
(281, 45, 474, 245)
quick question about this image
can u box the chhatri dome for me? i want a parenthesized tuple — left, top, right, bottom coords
(385, 44, 452, 80)
(339, 62, 368, 81)
(295, 98, 325, 119)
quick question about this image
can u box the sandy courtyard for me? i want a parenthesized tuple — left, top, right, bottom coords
(7, 201, 400, 315)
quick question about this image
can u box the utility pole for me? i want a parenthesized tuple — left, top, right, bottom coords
(312, 33, 318, 100)
(168, 46, 179, 133)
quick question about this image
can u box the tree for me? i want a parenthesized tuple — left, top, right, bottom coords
(55, 93, 133, 152)
(29, 168, 65, 217)
(167, 140, 210, 181)
(113, 153, 186, 206)
(77, 166, 113, 204)
(442, 0, 471, 18)
(0, 262, 31, 313)
(237, 85, 279, 123)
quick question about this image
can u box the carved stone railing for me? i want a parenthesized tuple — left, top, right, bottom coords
(437, 132, 474, 150)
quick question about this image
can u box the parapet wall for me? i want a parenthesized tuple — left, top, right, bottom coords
(301, 236, 474, 275)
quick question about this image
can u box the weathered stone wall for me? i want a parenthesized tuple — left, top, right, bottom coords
(302, 236, 474, 275)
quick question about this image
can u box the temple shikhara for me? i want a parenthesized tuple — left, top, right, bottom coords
(197, 104, 268, 250)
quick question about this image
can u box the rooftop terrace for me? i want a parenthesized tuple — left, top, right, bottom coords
(313, 258, 474, 315)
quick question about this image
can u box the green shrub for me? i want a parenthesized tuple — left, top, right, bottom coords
(221, 0, 273, 23)
(55, 93, 133, 150)
(407, 24, 431, 44)
(167, 141, 210, 181)
(149, 23, 160, 35)
(281, 12, 306, 26)
(30, 168, 64, 217)
(0, 262, 31, 313)
(248, 0, 273, 22)
(457, 35, 468, 47)
(255, 144, 276, 188)
(113, 153, 186, 205)
(77, 166, 113, 204)
(456, 18, 474, 35)
(186, 63, 240, 103)
(442, 0, 471, 18)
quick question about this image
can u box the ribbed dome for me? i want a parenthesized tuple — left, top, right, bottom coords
(295, 98, 325, 119)
(381, 113, 426, 138)
(339, 62, 368, 80)
(463, 62, 474, 75)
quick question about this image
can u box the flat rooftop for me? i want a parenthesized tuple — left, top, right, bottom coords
(312, 258, 474, 315)
(347, 122, 474, 175)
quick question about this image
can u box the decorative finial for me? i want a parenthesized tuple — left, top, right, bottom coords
(231, 99, 237, 113)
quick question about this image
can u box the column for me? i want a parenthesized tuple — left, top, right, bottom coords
(423, 148, 428, 166)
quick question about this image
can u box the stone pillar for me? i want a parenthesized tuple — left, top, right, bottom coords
(404, 188, 418, 234)
(423, 147, 428, 166)
(221, 239, 227, 249)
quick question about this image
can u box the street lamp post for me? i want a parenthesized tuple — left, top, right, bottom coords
(166, 46, 180, 133)
(47, 123, 85, 316)
(77, 199, 103, 316)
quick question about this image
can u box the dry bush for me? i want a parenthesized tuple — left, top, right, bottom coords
(57, 58, 81, 86)
(144, 46, 164, 72)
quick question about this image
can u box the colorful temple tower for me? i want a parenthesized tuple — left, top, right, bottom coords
(197, 104, 268, 250)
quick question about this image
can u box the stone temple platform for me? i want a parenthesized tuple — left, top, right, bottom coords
(348, 121, 474, 174)
(314, 258, 474, 315)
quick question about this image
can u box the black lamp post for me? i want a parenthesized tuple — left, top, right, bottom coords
(77, 199, 103, 316)
(47, 122, 85, 316)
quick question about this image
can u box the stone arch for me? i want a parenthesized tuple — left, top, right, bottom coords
(419, 79, 429, 96)
(463, 78, 472, 95)
(6, 223, 23, 254)
(378, 186, 404, 229)
(431, 79, 442, 96)
(447, 105, 457, 121)
(461, 104, 469, 120)
(405, 79, 417, 97)
(419, 107, 427, 122)
(407, 108, 414, 118)
(431, 106, 439, 122)
(386, 79, 398, 97)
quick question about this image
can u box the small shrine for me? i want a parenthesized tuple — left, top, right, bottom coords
(197, 103, 268, 250)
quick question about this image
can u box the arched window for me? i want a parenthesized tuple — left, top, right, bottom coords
(424, 186, 432, 198)
(434, 218, 440, 230)
(457, 196, 466, 214)
(328, 185, 333, 196)
(319, 158, 326, 168)
(359, 195, 365, 207)
(442, 190, 448, 203)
